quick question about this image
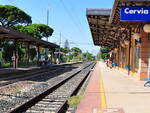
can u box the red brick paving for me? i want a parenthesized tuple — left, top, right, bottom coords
(76, 62, 125, 113)
(76, 62, 101, 113)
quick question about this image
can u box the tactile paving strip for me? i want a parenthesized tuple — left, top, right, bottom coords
(92, 108, 125, 113)
(102, 108, 125, 113)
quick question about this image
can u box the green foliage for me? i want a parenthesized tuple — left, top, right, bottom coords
(12, 25, 41, 38)
(12, 24, 54, 39)
(101, 53, 109, 60)
(2, 42, 25, 62)
(96, 52, 101, 61)
(29, 48, 37, 61)
(60, 47, 70, 54)
(2, 62, 11, 68)
(27, 24, 54, 38)
(71, 47, 82, 56)
(83, 51, 95, 61)
(67, 96, 81, 106)
(16, 90, 22, 94)
(0, 5, 32, 26)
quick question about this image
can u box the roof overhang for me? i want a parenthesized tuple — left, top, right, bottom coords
(110, 0, 150, 25)
(87, 0, 150, 48)
(0, 26, 59, 48)
(86, 9, 119, 48)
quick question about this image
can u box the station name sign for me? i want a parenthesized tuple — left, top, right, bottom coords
(120, 6, 150, 21)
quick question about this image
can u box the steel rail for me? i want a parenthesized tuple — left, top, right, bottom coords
(9, 62, 95, 113)
(56, 63, 95, 113)
(0, 62, 82, 87)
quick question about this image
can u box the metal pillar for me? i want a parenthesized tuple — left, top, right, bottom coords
(27, 43, 30, 67)
(37, 46, 40, 65)
(52, 49, 56, 64)
(128, 28, 132, 75)
(13, 40, 18, 68)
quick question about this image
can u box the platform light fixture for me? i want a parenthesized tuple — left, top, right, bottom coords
(143, 24, 150, 33)
(48, 54, 51, 58)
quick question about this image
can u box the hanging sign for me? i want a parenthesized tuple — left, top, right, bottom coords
(120, 6, 150, 21)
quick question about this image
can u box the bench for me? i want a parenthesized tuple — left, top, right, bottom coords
(144, 78, 150, 87)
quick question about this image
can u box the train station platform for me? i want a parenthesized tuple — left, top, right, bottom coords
(0, 62, 82, 78)
(76, 61, 150, 113)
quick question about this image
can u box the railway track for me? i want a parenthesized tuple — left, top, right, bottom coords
(8, 62, 95, 113)
(0, 62, 81, 87)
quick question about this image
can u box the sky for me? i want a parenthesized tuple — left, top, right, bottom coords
(1, 0, 114, 55)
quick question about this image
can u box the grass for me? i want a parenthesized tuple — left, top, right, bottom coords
(16, 90, 22, 94)
(67, 96, 82, 106)
(2, 62, 11, 68)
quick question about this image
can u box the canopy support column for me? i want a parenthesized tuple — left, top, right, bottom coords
(52, 48, 56, 64)
(128, 28, 132, 75)
(37, 45, 40, 65)
(13, 40, 18, 69)
(26, 42, 30, 67)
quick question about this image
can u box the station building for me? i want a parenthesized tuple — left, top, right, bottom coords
(87, 0, 150, 80)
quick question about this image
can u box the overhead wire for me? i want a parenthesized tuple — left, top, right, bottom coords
(67, 0, 86, 35)
(5, 0, 96, 53)
(59, 0, 85, 37)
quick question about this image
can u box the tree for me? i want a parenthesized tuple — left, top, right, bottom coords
(71, 47, 82, 56)
(100, 46, 110, 60)
(2, 42, 24, 62)
(83, 51, 95, 61)
(101, 53, 109, 60)
(96, 52, 101, 61)
(35, 24, 54, 38)
(0, 5, 32, 26)
(60, 47, 70, 54)
(12, 25, 41, 38)
(12, 24, 54, 39)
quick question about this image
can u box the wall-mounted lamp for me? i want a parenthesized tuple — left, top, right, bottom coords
(48, 54, 51, 58)
(143, 24, 150, 33)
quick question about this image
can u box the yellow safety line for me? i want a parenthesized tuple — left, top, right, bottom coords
(100, 80, 107, 108)
(98, 78, 107, 113)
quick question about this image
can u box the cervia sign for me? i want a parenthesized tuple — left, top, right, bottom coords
(120, 6, 150, 21)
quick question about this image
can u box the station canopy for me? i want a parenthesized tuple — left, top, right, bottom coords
(87, 0, 150, 48)
(0, 26, 59, 49)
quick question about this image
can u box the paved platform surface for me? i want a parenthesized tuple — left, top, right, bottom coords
(76, 61, 150, 113)
(76, 62, 101, 113)
(0, 62, 81, 78)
